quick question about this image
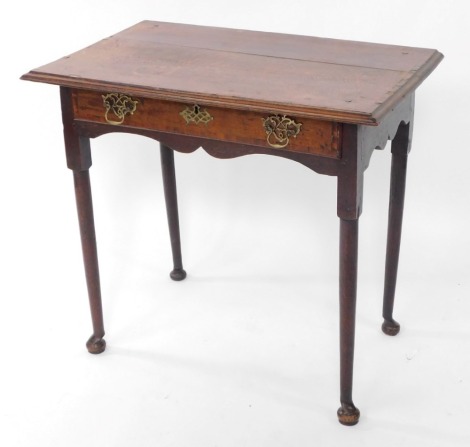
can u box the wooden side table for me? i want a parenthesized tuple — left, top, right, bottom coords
(21, 21, 443, 425)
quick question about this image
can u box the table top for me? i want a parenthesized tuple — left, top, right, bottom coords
(21, 21, 443, 125)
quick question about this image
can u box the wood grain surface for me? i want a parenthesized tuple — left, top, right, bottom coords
(72, 89, 341, 158)
(21, 21, 443, 125)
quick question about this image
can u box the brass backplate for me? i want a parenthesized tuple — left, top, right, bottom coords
(102, 93, 138, 125)
(262, 115, 302, 148)
(180, 104, 213, 125)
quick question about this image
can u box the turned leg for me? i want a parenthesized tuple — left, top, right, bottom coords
(336, 124, 363, 425)
(382, 122, 411, 336)
(60, 87, 105, 353)
(160, 144, 186, 281)
(337, 218, 360, 426)
(73, 170, 106, 354)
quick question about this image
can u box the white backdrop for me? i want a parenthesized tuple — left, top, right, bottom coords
(1, 1, 469, 446)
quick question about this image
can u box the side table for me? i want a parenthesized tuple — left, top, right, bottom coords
(21, 21, 443, 425)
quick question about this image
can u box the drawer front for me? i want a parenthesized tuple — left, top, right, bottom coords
(72, 90, 341, 159)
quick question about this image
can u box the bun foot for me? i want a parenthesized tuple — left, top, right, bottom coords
(337, 403, 360, 426)
(382, 318, 400, 336)
(170, 268, 187, 281)
(86, 335, 106, 354)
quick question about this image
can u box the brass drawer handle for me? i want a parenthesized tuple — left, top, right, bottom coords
(102, 93, 138, 125)
(180, 104, 213, 125)
(262, 115, 302, 148)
